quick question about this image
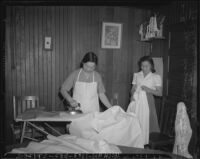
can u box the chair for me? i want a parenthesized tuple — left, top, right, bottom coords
(13, 96, 49, 144)
(13, 96, 39, 120)
(149, 98, 176, 152)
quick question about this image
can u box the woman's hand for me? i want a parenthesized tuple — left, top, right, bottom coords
(141, 85, 162, 96)
(69, 99, 79, 107)
(130, 95, 135, 101)
(131, 85, 136, 94)
(130, 85, 136, 101)
(99, 93, 112, 108)
(141, 85, 151, 93)
(75, 106, 81, 110)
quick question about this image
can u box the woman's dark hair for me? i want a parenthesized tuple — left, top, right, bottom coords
(138, 55, 156, 73)
(80, 52, 98, 68)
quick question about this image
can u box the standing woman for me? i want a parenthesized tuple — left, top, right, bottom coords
(127, 56, 162, 145)
(61, 52, 112, 113)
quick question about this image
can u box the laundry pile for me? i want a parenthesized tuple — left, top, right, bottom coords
(10, 134, 121, 153)
(10, 106, 144, 153)
(69, 106, 144, 148)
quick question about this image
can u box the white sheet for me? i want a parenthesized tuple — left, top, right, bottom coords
(127, 96, 149, 145)
(69, 106, 144, 148)
(10, 134, 121, 153)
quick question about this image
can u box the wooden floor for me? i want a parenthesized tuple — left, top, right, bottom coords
(119, 146, 188, 159)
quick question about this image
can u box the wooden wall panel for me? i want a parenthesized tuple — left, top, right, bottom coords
(0, 5, 6, 152)
(25, 7, 30, 96)
(151, 1, 197, 155)
(38, 7, 43, 106)
(51, 7, 56, 110)
(5, 6, 13, 146)
(33, 7, 39, 102)
(42, 7, 48, 109)
(54, 7, 60, 109)
(5, 6, 151, 144)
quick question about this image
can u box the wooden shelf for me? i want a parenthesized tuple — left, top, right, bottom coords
(140, 37, 165, 42)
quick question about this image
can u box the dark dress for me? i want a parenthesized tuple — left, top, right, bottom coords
(146, 92, 160, 133)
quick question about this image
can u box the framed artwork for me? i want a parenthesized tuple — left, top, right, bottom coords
(101, 22, 122, 49)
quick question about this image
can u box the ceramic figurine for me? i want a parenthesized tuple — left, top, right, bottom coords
(173, 102, 193, 159)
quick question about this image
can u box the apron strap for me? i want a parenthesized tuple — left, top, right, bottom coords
(93, 72, 95, 82)
(77, 69, 82, 82)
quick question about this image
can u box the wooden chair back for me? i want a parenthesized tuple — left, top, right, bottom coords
(149, 97, 177, 151)
(13, 96, 39, 121)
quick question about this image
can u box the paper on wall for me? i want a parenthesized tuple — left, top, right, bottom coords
(152, 57, 163, 80)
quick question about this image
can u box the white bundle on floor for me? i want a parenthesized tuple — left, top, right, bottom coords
(10, 134, 121, 153)
(173, 102, 193, 159)
(69, 106, 144, 148)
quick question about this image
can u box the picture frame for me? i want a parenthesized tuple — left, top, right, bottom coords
(101, 22, 122, 49)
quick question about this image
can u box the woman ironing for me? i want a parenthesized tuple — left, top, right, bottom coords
(61, 52, 112, 113)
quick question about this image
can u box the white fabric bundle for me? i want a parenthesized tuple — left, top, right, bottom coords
(173, 102, 193, 158)
(126, 89, 149, 145)
(10, 134, 121, 153)
(69, 106, 144, 148)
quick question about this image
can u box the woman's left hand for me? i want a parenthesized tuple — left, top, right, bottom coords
(75, 107, 80, 110)
(141, 85, 151, 93)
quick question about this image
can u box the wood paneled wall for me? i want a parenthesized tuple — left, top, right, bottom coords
(150, 0, 197, 124)
(155, 1, 198, 155)
(5, 6, 151, 144)
(156, 1, 197, 120)
(0, 4, 6, 153)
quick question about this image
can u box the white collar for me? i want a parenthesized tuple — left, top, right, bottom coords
(140, 71, 152, 79)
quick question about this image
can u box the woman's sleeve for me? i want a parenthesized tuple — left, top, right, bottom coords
(61, 71, 77, 91)
(154, 74, 162, 87)
(132, 73, 137, 85)
(97, 74, 106, 94)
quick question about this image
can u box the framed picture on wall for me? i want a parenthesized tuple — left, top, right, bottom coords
(101, 22, 122, 49)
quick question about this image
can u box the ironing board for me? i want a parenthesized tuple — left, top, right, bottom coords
(16, 111, 86, 143)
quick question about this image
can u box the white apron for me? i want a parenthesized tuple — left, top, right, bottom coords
(127, 72, 153, 145)
(73, 69, 99, 113)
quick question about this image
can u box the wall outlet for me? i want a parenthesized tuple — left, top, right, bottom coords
(44, 36, 52, 50)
